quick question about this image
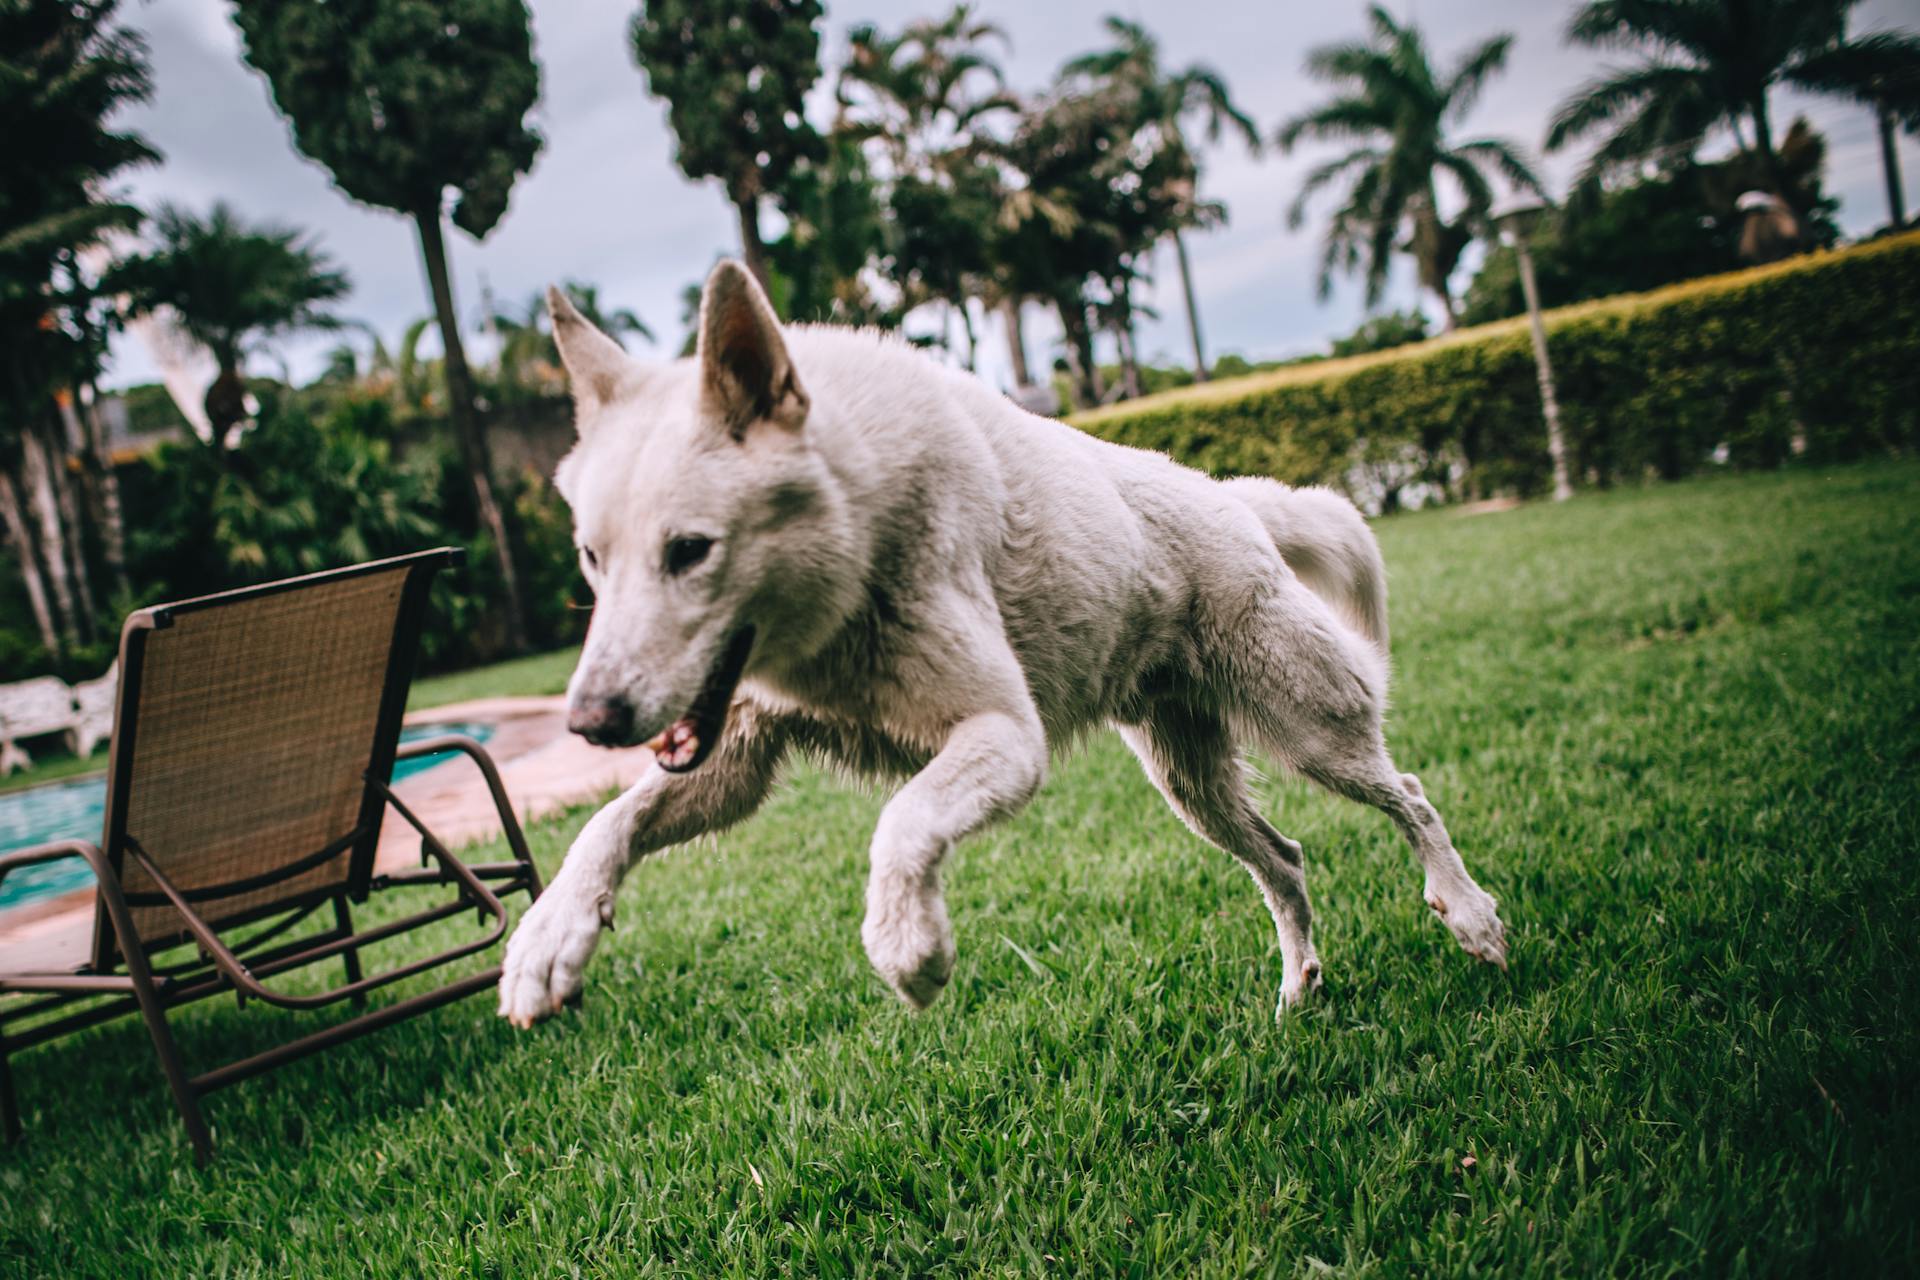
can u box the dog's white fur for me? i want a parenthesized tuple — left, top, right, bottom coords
(497, 261, 1506, 1027)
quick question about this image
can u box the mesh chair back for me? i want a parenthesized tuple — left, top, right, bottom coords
(91, 551, 456, 968)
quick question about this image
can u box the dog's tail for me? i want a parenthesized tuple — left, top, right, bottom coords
(1220, 477, 1389, 652)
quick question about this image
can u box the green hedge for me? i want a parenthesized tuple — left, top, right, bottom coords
(1071, 230, 1920, 507)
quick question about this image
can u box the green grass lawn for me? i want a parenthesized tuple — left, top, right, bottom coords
(407, 644, 582, 712)
(0, 744, 108, 796)
(3, 462, 1917, 1277)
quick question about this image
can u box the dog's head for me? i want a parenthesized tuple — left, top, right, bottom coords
(549, 261, 863, 769)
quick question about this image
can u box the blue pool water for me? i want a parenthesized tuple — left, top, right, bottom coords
(0, 722, 493, 914)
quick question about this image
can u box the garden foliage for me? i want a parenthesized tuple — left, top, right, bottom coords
(0, 393, 586, 684)
(1071, 230, 1920, 507)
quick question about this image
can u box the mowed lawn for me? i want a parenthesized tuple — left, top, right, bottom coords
(3, 462, 1917, 1277)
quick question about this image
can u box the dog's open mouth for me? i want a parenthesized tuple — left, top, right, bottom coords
(644, 626, 755, 772)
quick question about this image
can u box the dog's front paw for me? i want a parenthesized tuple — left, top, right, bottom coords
(498, 887, 609, 1029)
(1426, 881, 1508, 970)
(1276, 956, 1325, 1016)
(861, 890, 956, 1009)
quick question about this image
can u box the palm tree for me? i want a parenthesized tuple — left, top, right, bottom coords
(362, 317, 439, 414)
(838, 5, 1017, 367)
(1548, 0, 1920, 221)
(1277, 6, 1543, 329)
(113, 202, 348, 448)
(838, 5, 1015, 175)
(2, 0, 159, 658)
(492, 282, 650, 402)
(1062, 17, 1258, 382)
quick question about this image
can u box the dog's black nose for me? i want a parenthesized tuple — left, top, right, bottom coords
(568, 695, 635, 746)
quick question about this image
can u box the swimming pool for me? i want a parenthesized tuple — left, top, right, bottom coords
(0, 722, 494, 915)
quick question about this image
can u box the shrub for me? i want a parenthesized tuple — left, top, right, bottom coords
(1070, 230, 1920, 508)
(114, 395, 586, 673)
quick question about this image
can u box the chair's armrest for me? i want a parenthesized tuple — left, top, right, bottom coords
(391, 734, 535, 872)
(0, 838, 107, 890)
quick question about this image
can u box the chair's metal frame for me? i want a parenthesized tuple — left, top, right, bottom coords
(0, 551, 542, 1165)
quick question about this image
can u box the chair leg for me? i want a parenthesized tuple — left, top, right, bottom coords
(334, 897, 367, 1009)
(126, 981, 213, 1166)
(105, 940, 213, 1166)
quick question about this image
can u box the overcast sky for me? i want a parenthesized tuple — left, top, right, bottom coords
(101, 0, 1920, 392)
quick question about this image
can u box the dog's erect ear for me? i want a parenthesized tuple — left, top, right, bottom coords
(548, 285, 629, 417)
(696, 260, 808, 436)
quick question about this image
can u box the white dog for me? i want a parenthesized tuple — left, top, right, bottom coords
(497, 261, 1507, 1028)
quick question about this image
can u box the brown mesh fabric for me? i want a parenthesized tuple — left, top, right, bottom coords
(113, 569, 408, 947)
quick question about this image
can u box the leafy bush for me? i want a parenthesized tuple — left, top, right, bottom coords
(1071, 230, 1920, 508)
(113, 394, 586, 672)
(1330, 309, 1429, 357)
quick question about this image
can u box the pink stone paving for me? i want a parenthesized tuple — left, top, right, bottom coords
(0, 697, 646, 973)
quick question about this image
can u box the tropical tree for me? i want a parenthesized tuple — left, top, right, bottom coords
(492, 282, 651, 404)
(631, 0, 825, 291)
(1276, 5, 1543, 329)
(836, 5, 1016, 366)
(996, 85, 1164, 408)
(765, 135, 895, 328)
(112, 202, 349, 448)
(1062, 17, 1259, 381)
(0, 0, 157, 660)
(1548, 1, 1920, 222)
(232, 0, 544, 651)
(838, 5, 1015, 175)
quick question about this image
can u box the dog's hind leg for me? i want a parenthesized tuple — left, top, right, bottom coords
(1227, 583, 1508, 971)
(498, 702, 794, 1028)
(1118, 699, 1323, 1014)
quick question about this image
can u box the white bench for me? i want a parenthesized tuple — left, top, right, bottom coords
(0, 663, 118, 774)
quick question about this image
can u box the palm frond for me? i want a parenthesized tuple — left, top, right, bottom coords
(1276, 95, 1392, 151)
(1287, 148, 1385, 229)
(1546, 62, 1710, 151)
(1785, 30, 1920, 120)
(1452, 137, 1547, 196)
(1445, 33, 1514, 121)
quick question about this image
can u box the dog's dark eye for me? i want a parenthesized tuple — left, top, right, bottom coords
(580, 547, 599, 571)
(663, 535, 714, 576)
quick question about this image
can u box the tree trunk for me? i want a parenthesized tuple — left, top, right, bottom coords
(19, 426, 79, 651)
(956, 296, 978, 372)
(203, 363, 248, 452)
(1002, 295, 1032, 387)
(44, 408, 96, 641)
(414, 205, 527, 654)
(1412, 197, 1460, 332)
(1056, 298, 1103, 410)
(1115, 281, 1143, 401)
(1172, 229, 1209, 382)
(1880, 104, 1907, 228)
(1514, 238, 1572, 502)
(734, 196, 770, 292)
(1751, 94, 1793, 206)
(77, 381, 130, 602)
(0, 466, 59, 656)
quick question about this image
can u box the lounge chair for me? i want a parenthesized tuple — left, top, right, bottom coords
(0, 550, 541, 1164)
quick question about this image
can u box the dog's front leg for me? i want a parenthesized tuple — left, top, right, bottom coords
(498, 705, 790, 1028)
(863, 707, 1046, 1008)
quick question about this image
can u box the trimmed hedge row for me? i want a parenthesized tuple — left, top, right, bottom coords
(1071, 230, 1920, 507)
